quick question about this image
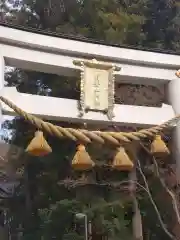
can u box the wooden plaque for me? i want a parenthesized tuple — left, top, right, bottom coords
(73, 59, 121, 120)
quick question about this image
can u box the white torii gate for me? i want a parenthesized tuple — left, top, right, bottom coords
(0, 25, 180, 177)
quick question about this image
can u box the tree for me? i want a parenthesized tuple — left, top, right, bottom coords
(1, 0, 180, 239)
(143, 0, 178, 50)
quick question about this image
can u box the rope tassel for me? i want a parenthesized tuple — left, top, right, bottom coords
(72, 144, 95, 171)
(112, 146, 134, 171)
(151, 135, 170, 157)
(26, 131, 52, 156)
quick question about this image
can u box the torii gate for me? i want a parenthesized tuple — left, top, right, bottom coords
(0, 25, 180, 167)
(0, 24, 180, 239)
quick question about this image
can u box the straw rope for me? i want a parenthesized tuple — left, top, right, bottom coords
(0, 96, 178, 145)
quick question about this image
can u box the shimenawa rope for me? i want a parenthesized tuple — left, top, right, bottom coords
(0, 96, 178, 145)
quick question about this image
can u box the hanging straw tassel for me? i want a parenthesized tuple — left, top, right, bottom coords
(151, 135, 170, 157)
(112, 146, 134, 171)
(26, 131, 52, 156)
(72, 144, 95, 171)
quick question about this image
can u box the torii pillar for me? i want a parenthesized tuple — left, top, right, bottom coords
(167, 72, 180, 183)
(0, 56, 4, 140)
(0, 56, 8, 240)
(0, 56, 4, 88)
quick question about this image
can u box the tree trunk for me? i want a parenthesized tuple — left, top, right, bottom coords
(129, 147, 143, 240)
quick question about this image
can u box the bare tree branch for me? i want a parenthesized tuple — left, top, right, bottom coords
(153, 157, 180, 227)
(58, 179, 148, 193)
(136, 157, 177, 240)
(140, 142, 180, 227)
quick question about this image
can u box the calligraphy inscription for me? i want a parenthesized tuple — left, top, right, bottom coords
(73, 58, 120, 120)
(94, 73, 100, 107)
(84, 66, 109, 111)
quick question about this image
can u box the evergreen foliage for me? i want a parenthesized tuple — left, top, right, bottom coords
(0, 0, 179, 239)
